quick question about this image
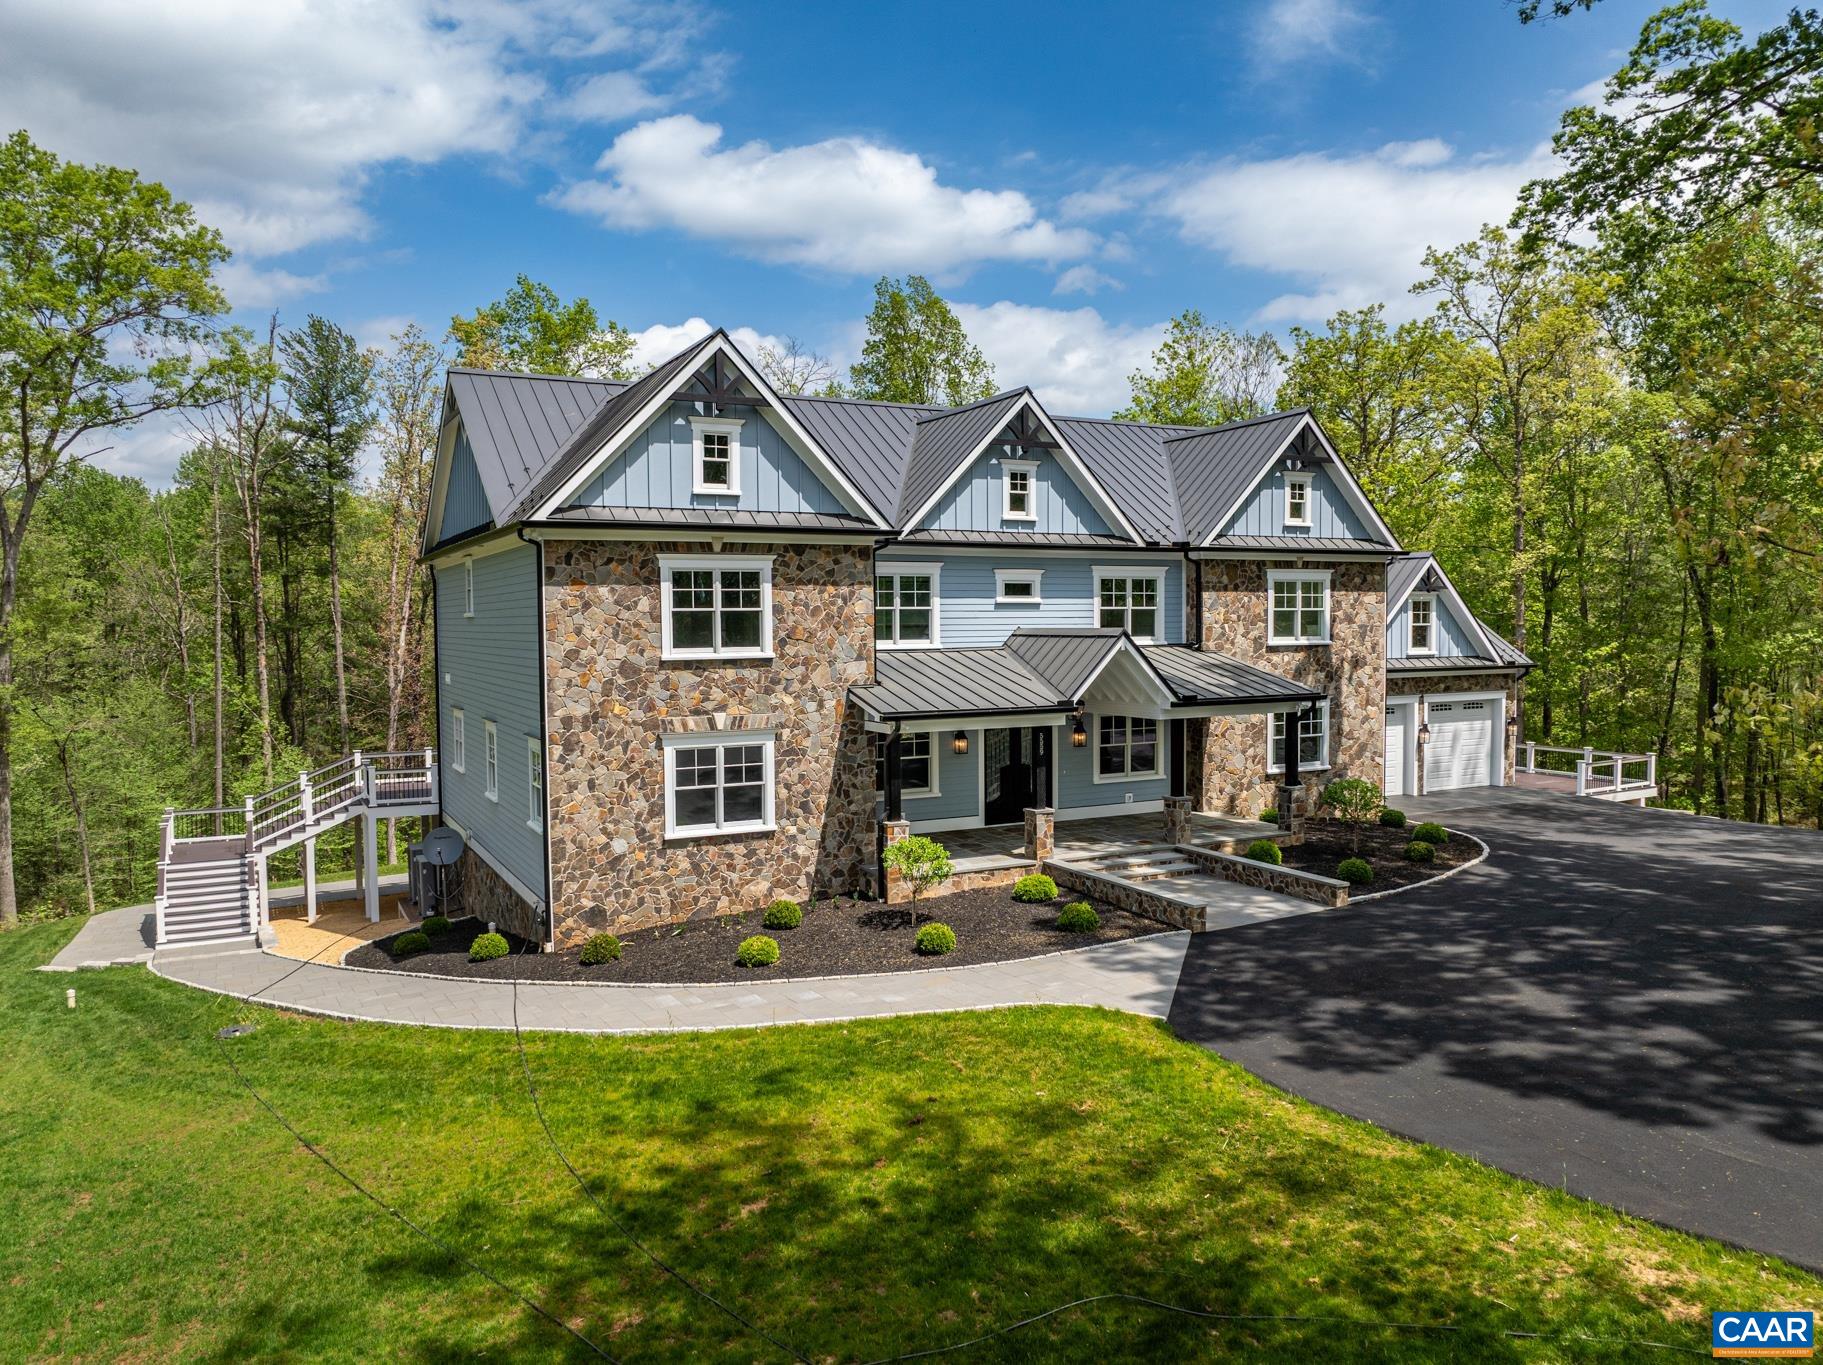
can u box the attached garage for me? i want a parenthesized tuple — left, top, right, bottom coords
(1419, 693, 1505, 793)
(1383, 704, 1409, 797)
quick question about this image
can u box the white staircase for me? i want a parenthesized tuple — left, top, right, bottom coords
(156, 750, 438, 948)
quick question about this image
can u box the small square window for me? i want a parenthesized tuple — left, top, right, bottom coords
(690, 417, 744, 496)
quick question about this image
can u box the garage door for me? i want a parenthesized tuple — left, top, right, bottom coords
(1384, 706, 1406, 797)
(1423, 699, 1494, 792)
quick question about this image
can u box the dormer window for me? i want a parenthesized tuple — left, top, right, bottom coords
(1409, 594, 1435, 654)
(1002, 459, 1037, 521)
(690, 416, 744, 496)
(1284, 472, 1312, 527)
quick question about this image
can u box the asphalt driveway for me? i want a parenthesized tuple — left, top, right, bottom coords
(1167, 786, 1823, 1272)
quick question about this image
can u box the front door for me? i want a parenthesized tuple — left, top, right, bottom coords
(984, 727, 1035, 825)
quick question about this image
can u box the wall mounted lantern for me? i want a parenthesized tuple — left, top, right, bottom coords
(951, 730, 969, 756)
(1071, 715, 1088, 748)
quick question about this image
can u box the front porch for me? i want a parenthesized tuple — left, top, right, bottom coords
(942, 809, 1281, 873)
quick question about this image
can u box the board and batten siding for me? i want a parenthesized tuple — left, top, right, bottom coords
(918, 449, 1113, 535)
(1219, 464, 1372, 540)
(1058, 714, 1169, 812)
(1386, 591, 1478, 658)
(876, 552, 1185, 648)
(568, 400, 847, 514)
(437, 543, 546, 909)
(439, 426, 494, 542)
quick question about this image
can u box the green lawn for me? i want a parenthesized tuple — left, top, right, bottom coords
(1, 919, 1813, 1361)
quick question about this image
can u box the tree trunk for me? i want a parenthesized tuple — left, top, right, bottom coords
(0, 523, 21, 925)
(54, 735, 96, 916)
(212, 457, 225, 811)
(327, 490, 350, 754)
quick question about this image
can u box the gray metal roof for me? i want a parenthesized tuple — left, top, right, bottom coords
(779, 393, 934, 519)
(444, 369, 626, 524)
(1478, 620, 1533, 668)
(1166, 410, 1310, 543)
(1386, 552, 1434, 606)
(537, 506, 876, 534)
(1004, 629, 1171, 702)
(1057, 417, 1188, 543)
(1387, 654, 1516, 673)
(1143, 645, 1327, 705)
(897, 389, 1029, 521)
(893, 529, 1137, 549)
(1203, 534, 1397, 555)
(849, 647, 1070, 719)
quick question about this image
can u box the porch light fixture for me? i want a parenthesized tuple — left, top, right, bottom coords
(951, 730, 969, 756)
(1071, 715, 1088, 748)
(1505, 712, 1519, 730)
(1418, 721, 1431, 739)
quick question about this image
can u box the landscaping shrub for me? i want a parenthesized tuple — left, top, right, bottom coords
(468, 932, 509, 962)
(1245, 839, 1283, 865)
(1378, 808, 1407, 828)
(1404, 840, 1436, 864)
(579, 933, 622, 965)
(736, 935, 780, 968)
(419, 914, 451, 937)
(1012, 873, 1058, 903)
(1260, 806, 1279, 824)
(914, 922, 958, 955)
(882, 835, 954, 925)
(1336, 857, 1375, 885)
(763, 898, 803, 930)
(390, 930, 430, 959)
(1320, 777, 1383, 851)
(1056, 901, 1100, 932)
(1412, 822, 1449, 845)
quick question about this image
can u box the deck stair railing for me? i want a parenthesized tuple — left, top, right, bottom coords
(1519, 743, 1657, 797)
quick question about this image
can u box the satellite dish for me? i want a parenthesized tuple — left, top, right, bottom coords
(419, 827, 466, 866)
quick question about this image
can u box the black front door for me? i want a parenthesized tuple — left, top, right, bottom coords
(984, 727, 1036, 825)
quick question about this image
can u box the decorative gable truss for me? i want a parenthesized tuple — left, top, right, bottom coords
(1204, 413, 1400, 548)
(1387, 555, 1500, 661)
(904, 391, 1140, 541)
(524, 332, 890, 529)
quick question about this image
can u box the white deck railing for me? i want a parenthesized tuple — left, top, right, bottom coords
(1519, 743, 1657, 797)
(163, 749, 437, 856)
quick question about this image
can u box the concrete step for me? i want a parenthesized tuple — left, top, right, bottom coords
(1120, 861, 1201, 880)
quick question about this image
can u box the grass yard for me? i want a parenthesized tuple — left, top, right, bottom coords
(1, 919, 1815, 1362)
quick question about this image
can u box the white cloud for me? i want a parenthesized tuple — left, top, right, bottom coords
(0, 0, 717, 307)
(952, 302, 1167, 417)
(1249, 0, 1379, 73)
(1153, 139, 1557, 322)
(626, 318, 790, 373)
(1053, 265, 1123, 296)
(215, 260, 329, 311)
(555, 115, 1098, 278)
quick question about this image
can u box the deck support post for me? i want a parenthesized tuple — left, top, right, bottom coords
(302, 837, 318, 925)
(254, 854, 270, 935)
(361, 814, 380, 923)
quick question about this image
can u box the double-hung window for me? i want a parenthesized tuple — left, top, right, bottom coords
(875, 564, 939, 647)
(483, 720, 499, 800)
(872, 731, 935, 797)
(1095, 715, 1159, 780)
(1408, 594, 1435, 654)
(689, 416, 743, 496)
(1268, 570, 1330, 645)
(664, 734, 775, 838)
(1094, 569, 1162, 641)
(1284, 473, 1312, 528)
(1002, 459, 1037, 521)
(526, 738, 544, 831)
(1269, 702, 1329, 771)
(450, 709, 466, 772)
(660, 555, 772, 660)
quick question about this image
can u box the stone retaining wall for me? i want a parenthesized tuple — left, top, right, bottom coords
(1045, 861, 1205, 931)
(457, 849, 541, 941)
(1172, 843, 1349, 908)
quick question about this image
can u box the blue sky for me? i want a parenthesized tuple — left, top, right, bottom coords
(0, 0, 1791, 482)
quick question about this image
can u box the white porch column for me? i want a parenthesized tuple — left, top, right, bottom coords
(361, 814, 380, 922)
(302, 837, 318, 925)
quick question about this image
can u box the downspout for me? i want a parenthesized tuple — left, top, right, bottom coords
(518, 526, 555, 950)
(430, 562, 444, 833)
(1190, 552, 1204, 649)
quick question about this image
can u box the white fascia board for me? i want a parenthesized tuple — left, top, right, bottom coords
(421, 387, 463, 557)
(894, 711, 1072, 735)
(1074, 638, 1176, 708)
(1199, 413, 1403, 551)
(424, 525, 529, 570)
(904, 393, 1142, 542)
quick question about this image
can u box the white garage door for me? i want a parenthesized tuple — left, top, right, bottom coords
(1424, 699, 1495, 792)
(1383, 706, 1406, 797)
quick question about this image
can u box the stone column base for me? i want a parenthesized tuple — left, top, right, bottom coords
(1024, 807, 1055, 862)
(1276, 784, 1308, 838)
(1163, 795, 1191, 844)
(881, 818, 913, 905)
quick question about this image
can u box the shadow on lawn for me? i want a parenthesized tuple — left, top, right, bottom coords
(1169, 789, 1823, 1146)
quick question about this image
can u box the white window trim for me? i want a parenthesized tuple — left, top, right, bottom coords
(1001, 458, 1038, 522)
(1267, 568, 1333, 646)
(1092, 566, 1166, 644)
(483, 720, 499, 801)
(1283, 472, 1313, 528)
(659, 553, 775, 662)
(875, 561, 942, 650)
(450, 709, 466, 773)
(873, 731, 938, 799)
(526, 736, 544, 832)
(661, 731, 777, 839)
(994, 568, 1044, 605)
(1091, 713, 1163, 784)
(462, 558, 474, 617)
(688, 415, 744, 497)
(1408, 593, 1437, 655)
(1267, 701, 1331, 774)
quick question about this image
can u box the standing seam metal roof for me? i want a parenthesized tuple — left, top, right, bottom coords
(1166, 410, 1310, 544)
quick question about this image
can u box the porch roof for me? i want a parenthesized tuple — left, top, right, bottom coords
(849, 629, 1322, 721)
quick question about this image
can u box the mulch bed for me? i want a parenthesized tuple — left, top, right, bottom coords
(344, 887, 1169, 984)
(1275, 820, 1478, 891)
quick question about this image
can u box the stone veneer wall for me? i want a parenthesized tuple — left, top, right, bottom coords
(1386, 671, 1521, 789)
(1193, 559, 1387, 817)
(458, 848, 541, 942)
(542, 540, 876, 945)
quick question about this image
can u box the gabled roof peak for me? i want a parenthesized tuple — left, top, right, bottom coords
(912, 387, 1033, 424)
(1159, 407, 1312, 443)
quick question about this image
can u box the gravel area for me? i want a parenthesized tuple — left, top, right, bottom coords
(345, 887, 1168, 983)
(1276, 821, 1477, 890)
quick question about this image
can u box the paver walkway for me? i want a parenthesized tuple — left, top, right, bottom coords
(150, 930, 1191, 1033)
